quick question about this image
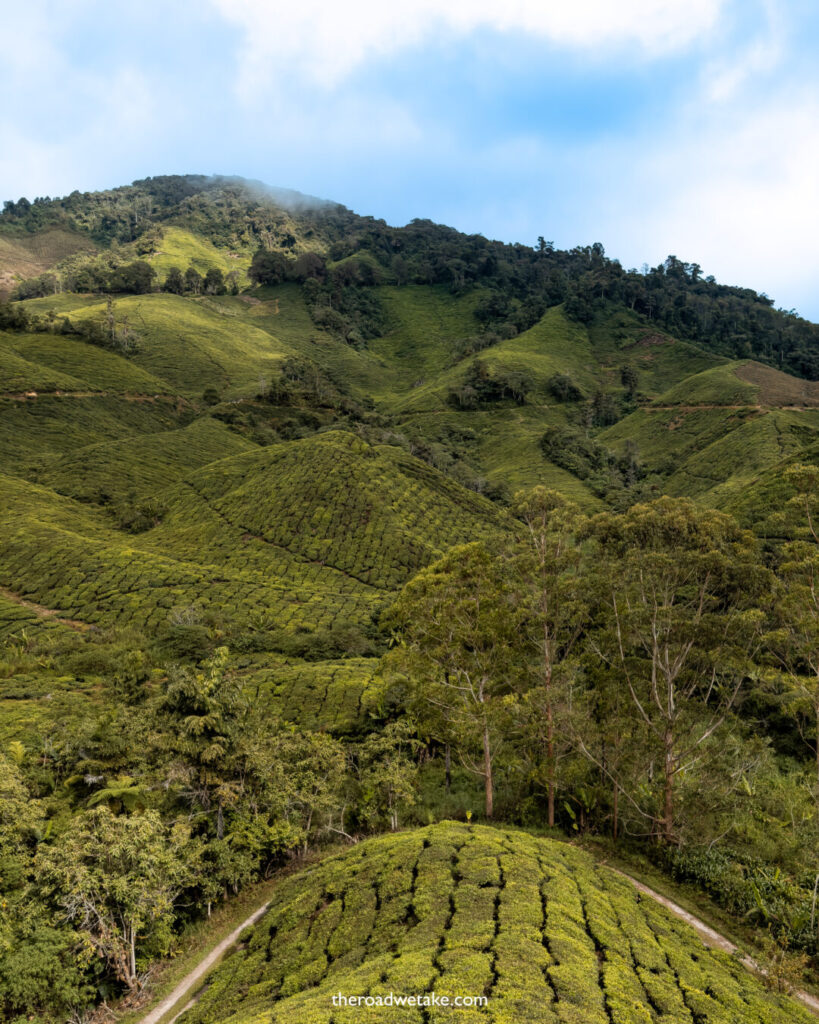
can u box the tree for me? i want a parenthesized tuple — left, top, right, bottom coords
(584, 498, 770, 843)
(36, 808, 192, 992)
(184, 266, 203, 294)
(248, 248, 290, 286)
(163, 266, 185, 294)
(155, 647, 244, 839)
(354, 720, 420, 831)
(203, 267, 226, 294)
(511, 488, 587, 827)
(266, 729, 349, 851)
(107, 260, 156, 294)
(291, 252, 327, 282)
(383, 542, 525, 818)
(620, 364, 639, 398)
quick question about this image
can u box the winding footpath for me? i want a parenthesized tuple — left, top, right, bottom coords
(610, 868, 819, 1018)
(135, 865, 819, 1024)
(136, 901, 272, 1024)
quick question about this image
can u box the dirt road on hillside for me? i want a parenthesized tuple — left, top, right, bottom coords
(611, 868, 819, 1017)
(136, 901, 272, 1024)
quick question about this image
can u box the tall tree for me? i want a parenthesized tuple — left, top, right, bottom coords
(36, 809, 192, 992)
(163, 266, 185, 294)
(584, 498, 770, 843)
(155, 647, 244, 839)
(383, 542, 524, 819)
(511, 488, 587, 826)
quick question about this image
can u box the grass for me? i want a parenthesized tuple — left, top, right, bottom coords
(154, 430, 510, 590)
(587, 311, 725, 397)
(736, 361, 819, 407)
(652, 363, 759, 407)
(7, 331, 171, 393)
(0, 472, 325, 635)
(664, 409, 819, 505)
(369, 285, 484, 389)
(0, 430, 509, 662)
(0, 228, 96, 288)
(578, 836, 818, 992)
(180, 822, 814, 1024)
(147, 226, 253, 284)
(247, 283, 395, 400)
(38, 416, 256, 506)
(236, 654, 380, 733)
(0, 331, 89, 392)
(67, 293, 292, 398)
(385, 306, 598, 415)
(0, 393, 187, 477)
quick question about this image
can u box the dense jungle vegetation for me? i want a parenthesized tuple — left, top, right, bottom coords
(1, 176, 819, 1023)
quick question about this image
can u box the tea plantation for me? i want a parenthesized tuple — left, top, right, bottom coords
(182, 823, 813, 1024)
(4, 176, 819, 1023)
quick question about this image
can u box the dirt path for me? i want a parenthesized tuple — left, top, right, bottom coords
(610, 867, 819, 1017)
(0, 390, 188, 404)
(136, 900, 272, 1024)
(0, 586, 90, 631)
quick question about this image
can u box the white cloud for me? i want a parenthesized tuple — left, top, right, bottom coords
(701, 0, 784, 102)
(591, 90, 819, 314)
(211, 0, 725, 98)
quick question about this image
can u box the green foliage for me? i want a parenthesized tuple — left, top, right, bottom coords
(36, 807, 194, 991)
(383, 541, 527, 818)
(107, 260, 156, 294)
(4, 175, 819, 1019)
(540, 426, 641, 497)
(583, 498, 772, 844)
(547, 372, 583, 402)
(449, 359, 530, 408)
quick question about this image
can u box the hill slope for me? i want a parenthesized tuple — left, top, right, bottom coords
(181, 823, 813, 1024)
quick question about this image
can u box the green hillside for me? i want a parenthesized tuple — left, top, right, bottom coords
(183, 823, 812, 1024)
(3, 176, 819, 1023)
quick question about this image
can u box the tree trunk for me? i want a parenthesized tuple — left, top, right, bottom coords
(662, 726, 675, 843)
(612, 780, 619, 841)
(129, 926, 137, 990)
(546, 695, 555, 828)
(445, 744, 451, 793)
(483, 720, 493, 819)
(217, 802, 224, 840)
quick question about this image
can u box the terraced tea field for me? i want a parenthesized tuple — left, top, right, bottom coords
(0, 428, 508, 649)
(181, 823, 812, 1024)
(235, 654, 380, 733)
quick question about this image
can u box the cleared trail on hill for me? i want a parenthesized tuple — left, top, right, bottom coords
(136, 900, 273, 1024)
(0, 586, 90, 631)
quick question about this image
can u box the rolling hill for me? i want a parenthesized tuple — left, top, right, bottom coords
(181, 822, 814, 1024)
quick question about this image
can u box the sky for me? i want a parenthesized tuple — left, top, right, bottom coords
(1, 0, 818, 318)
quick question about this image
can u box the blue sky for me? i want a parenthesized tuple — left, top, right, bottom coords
(2, 0, 818, 318)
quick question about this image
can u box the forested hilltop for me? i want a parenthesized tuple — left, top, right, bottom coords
(1, 175, 819, 1023)
(3, 174, 819, 376)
